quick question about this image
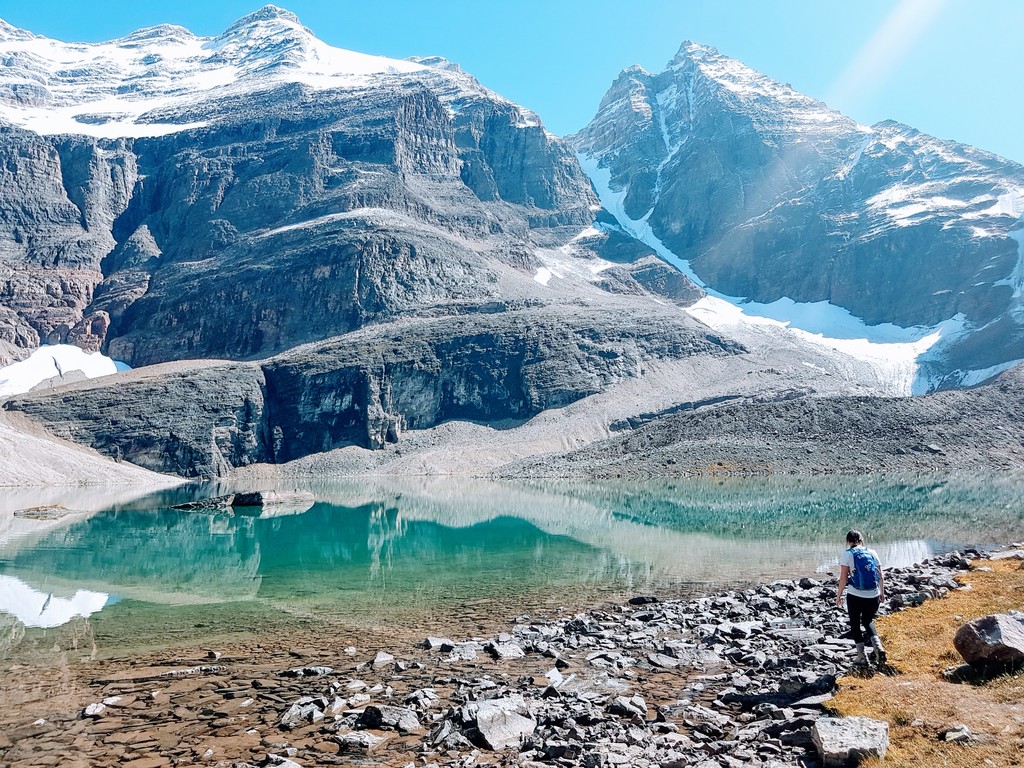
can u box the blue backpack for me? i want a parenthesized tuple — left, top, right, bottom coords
(848, 548, 880, 591)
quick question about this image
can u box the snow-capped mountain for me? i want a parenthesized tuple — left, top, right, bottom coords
(0, 6, 536, 138)
(572, 42, 1024, 389)
(0, 6, 628, 368)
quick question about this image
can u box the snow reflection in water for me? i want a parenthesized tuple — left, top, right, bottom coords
(0, 474, 1022, 634)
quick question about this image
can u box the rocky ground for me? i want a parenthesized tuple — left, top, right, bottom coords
(502, 363, 1024, 479)
(0, 549, 981, 768)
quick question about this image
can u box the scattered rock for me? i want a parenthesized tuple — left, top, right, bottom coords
(280, 666, 333, 677)
(487, 641, 526, 660)
(372, 651, 396, 669)
(357, 705, 422, 734)
(940, 723, 974, 743)
(335, 731, 387, 753)
(988, 550, 1024, 561)
(476, 707, 537, 750)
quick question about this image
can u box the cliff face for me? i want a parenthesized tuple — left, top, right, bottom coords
(0, 9, 654, 368)
(0, 129, 138, 361)
(571, 43, 1024, 383)
(4, 308, 741, 477)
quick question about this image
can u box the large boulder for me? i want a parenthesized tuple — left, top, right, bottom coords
(812, 716, 889, 767)
(954, 613, 1024, 669)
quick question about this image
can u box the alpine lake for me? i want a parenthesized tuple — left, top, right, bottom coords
(2, 474, 1024, 659)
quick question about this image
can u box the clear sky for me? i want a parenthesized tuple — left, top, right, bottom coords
(2, 0, 1021, 163)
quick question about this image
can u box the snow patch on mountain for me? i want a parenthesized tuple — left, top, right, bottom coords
(0, 345, 129, 399)
(0, 5, 429, 138)
(580, 152, 961, 396)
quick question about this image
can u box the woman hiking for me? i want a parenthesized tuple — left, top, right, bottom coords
(836, 529, 887, 667)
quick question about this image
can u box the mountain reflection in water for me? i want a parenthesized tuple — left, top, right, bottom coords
(1, 474, 1022, 631)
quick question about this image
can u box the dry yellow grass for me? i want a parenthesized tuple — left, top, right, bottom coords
(831, 560, 1024, 768)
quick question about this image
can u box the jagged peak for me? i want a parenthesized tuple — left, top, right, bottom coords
(621, 64, 651, 77)
(873, 118, 916, 134)
(222, 5, 304, 35)
(672, 40, 721, 62)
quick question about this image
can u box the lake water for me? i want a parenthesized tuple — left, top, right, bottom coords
(2, 474, 1023, 654)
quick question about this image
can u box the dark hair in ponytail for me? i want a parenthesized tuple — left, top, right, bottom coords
(846, 529, 864, 546)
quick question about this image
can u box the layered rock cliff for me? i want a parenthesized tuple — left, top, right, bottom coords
(4, 307, 741, 478)
(0, 7, 682, 368)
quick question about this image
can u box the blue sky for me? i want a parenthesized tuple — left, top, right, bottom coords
(3, 0, 1021, 162)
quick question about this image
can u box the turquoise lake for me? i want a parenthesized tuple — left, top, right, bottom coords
(2, 474, 1023, 653)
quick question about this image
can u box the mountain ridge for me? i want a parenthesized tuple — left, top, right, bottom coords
(570, 41, 1024, 390)
(0, 8, 1022, 484)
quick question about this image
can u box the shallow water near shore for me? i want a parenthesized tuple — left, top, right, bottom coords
(2, 473, 1023, 657)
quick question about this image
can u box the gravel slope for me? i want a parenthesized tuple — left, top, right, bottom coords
(499, 364, 1024, 478)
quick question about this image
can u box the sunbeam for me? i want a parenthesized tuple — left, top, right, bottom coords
(827, 0, 952, 114)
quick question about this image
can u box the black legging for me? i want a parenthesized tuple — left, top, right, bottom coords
(846, 594, 880, 643)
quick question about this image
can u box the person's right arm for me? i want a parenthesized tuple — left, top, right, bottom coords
(836, 565, 849, 607)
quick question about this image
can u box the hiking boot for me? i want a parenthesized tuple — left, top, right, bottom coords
(855, 643, 868, 666)
(871, 636, 887, 666)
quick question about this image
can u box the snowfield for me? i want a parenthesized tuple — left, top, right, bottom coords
(0, 345, 129, 399)
(578, 154, 977, 396)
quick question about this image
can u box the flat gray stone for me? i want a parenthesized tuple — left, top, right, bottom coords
(813, 716, 889, 767)
(988, 549, 1024, 560)
(487, 641, 526, 660)
(477, 707, 537, 750)
(335, 730, 387, 753)
(371, 650, 395, 669)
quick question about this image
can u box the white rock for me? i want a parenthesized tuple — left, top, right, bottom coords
(812, 716, 889, 767)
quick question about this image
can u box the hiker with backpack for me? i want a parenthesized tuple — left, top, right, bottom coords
(835, 529, 887, 667)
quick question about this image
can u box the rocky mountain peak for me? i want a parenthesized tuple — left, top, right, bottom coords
(571, 39, 1024, 388)
(224, 4, 304, 32)
(670, 40, 720, 62)
(207, 5, 318, 73)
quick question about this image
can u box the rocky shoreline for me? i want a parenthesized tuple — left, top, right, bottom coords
(2, 547, 999, 768)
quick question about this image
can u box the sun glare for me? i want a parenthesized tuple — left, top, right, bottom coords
(827, 0, 951, 114)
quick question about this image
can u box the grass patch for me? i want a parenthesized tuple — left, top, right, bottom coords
(831, 560, 1024, 768)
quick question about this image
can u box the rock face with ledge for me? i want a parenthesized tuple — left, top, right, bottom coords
(3, 306, 741, 478)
